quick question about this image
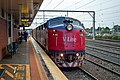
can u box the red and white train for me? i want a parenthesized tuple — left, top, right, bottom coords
(32, 16, 86, 67)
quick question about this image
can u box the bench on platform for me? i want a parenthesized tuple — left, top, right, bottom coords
(7, 42, 18, 58)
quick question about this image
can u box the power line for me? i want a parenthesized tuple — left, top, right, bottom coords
(95, 10, 120, 18)
(96, 3, 120, 12)
(96, 11, 120, 17)
(64, 0, 84, 9)
(53, 0, 64, 9)
(74, 0, 84, 5)
(43, 0, 53, 9)
(103, 10, 120, 15)
(82, 0, 113, 9)
(96, 16, 120, 22)
(76, 0, 96, 9)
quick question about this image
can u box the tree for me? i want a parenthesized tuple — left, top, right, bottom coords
(85, 28, 90, 33)
(96, 27, 102, 34)
(101, 27, 110, 34)
(113, 25, 120, 32)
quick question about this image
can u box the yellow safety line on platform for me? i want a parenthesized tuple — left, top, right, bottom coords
(1, 64, 27, 65)
(0, 64, 4, 69)
(26, 65, 30, 80)
(0, 78, 5, 80)
(31, 37, 68, 80)
(5, 70, 14, 78)
(33, 45, 46, 80)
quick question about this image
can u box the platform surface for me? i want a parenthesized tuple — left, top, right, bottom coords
(0, 38, 48, 80)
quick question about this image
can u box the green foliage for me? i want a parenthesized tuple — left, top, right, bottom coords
(101, 27, 111, 34)
(102, 35, 112, 39)
(86, 36, 93, 39)
(95, 35, 102, 38)
(112, 35, 120, 40)
(95, 35, 120, 40)
(113, 25, 120, 32)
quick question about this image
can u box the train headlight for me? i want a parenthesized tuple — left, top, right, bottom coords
(66, 24, 73, 31)
(60, 53, 64, 57)
(76, 53, 79, 56)
(80, 29, 85, 36)
(53, 30, 58, 36)
(80, 33, 84, 36)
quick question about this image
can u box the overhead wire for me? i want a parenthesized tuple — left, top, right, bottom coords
(103, 10, 120, 15)
(97, 14, 120, 20)
(53, 0, 65, 9)
(74, 0, 84, 5)
(63, 0, 84, 9)
(95, 10, 120, 18)
(96, 3, 120, 12)
(37, 0, 120, 27)
(76, 0, 96, 9)
(83, 0, 120, 26)
(43, 0, 53, 9)
(81, 0, 113, 9)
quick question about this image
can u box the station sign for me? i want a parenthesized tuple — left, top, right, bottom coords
(21, 19, 29, 22)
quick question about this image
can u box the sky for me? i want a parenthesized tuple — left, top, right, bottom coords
(29, 0, 120, 29)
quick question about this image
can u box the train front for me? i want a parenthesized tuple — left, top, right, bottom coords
(48, 17, 86, 67)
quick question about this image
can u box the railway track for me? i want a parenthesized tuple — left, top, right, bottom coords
(86, 41, 120, 54)
(38, 38, 120, 80)
(86, 45, 120, 66)
(62, 67, 98, 80)
(82, 58, 120, 80)
(86, 52, 120, 76)
(86, 39, 120, 66)
(96, 38, 120, 43)
(86, 39, 120, 47)
(87, 45, 120, 58)
(86, 41, 120, 52)
(85, 39, 120, 80)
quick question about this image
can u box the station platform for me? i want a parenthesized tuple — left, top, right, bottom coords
(0, 37, 68, 80)
(0, 37, 48, 80)
(0, 36, 48, 80)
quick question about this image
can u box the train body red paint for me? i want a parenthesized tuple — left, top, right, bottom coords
(32, 17, 86, 67)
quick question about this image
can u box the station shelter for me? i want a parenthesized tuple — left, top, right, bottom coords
(0, 0, 43, 60)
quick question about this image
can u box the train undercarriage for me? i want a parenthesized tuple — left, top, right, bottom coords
(50, 51, 85, 67)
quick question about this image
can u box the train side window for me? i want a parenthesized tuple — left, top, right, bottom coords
(39, 26, 40, 30)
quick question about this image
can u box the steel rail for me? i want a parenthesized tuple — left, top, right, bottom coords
(79, 67, 98, 80)
(85, 56, 120, 76)
(86, 52, 120, 66)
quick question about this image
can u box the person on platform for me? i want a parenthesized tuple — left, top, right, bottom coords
(24, 31, 28, 42)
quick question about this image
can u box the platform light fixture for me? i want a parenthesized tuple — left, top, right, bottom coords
(21, 19, 29, 22)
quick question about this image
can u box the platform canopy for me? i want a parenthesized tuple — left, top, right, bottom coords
(0, 0, 43, 27)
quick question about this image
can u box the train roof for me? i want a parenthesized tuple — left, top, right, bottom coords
(35, 16, 84, 30)
(47, 16, 81, 23)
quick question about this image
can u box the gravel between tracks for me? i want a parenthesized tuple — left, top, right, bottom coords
(82, 60, 120, 80)
(62, 68, 96, 80)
